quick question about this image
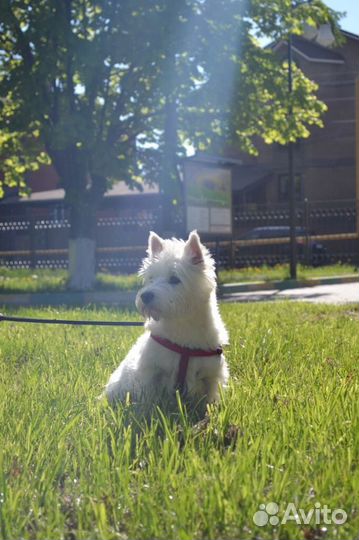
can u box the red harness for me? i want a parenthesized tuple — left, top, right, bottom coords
(150, 334, 223, 393)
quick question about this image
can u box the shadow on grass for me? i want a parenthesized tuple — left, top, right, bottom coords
(99, 392, 242, 461)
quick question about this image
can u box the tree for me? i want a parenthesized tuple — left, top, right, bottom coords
(0, 0, 340, 288)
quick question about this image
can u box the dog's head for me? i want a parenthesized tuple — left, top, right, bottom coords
(136, 230, 217, 321)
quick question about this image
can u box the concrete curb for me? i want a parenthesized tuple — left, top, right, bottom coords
(0, 275, 357, 308)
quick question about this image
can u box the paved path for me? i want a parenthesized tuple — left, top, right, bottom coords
(223, 282, 359, 304)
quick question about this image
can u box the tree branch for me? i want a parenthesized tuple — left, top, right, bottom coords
(2, 4, 34, 70)
(96, 59, 113, 144)
(106, 63, 136, 144)
(63, 0, 76, 112)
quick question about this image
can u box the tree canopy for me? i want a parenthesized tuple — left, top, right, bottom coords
(0, 0, 341, 286)
(0, 0, 341, 197)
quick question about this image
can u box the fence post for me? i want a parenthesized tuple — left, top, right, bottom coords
(230, 238, 234, 268)
(29, 217, 36, 269)
(215, 238, 220, 277)
(304, 198, 310, 266)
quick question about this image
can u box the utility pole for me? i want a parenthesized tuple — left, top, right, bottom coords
(288, 32, 297, 279)
(356, 78, 359, 241)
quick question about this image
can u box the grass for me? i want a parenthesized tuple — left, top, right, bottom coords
(0, 268, 140, 293)
(0, 302, 358, 539)
(218, 263, 358, 285)
(0, 263, 357, 293)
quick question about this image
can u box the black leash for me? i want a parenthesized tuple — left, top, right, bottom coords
(0, 313, 144, 327)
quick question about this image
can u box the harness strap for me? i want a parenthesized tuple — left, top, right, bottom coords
(150, 334, 223, 393)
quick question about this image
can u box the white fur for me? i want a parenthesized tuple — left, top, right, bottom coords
(105, 231, 229, 407)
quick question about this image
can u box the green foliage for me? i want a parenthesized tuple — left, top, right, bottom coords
(0, 0, 341, 199)
(0, 303, 358, 538)
(250, 0, 343, 42)
(0, 129, 50, 198)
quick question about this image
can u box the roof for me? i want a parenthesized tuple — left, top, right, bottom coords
(184, 153, 243, 167)
(341, 30, 359, 41)
(292, 35, 344, 63)
(272, 35, 345, 64)
(0, 181, 159, 205)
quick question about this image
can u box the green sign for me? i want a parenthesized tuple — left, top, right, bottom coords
(183, 161, 232, 235)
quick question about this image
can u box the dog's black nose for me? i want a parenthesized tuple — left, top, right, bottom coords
(141, 291, 154, 305)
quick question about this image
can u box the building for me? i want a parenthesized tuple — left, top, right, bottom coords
(227, 29, 359, 207)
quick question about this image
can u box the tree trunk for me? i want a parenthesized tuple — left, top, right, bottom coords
(67, 198, 98, 290)
(160, 97, 180, 236)
(68, 237, 96, 290)
(46, 145, 106, 290)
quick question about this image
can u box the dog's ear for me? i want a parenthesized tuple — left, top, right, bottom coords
(184, 230, 204, 265)
(148, 231, 164, 257)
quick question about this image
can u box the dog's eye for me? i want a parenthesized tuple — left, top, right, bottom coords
(169, 275, 181, 285)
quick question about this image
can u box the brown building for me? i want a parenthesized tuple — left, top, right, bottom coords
(228, 29, 359, 206)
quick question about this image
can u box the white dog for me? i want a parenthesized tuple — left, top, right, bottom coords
(105, 230, 229, 409)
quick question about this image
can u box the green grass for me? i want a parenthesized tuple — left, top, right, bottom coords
(1, 303, 358, 539)
(218, 263, 358, 285)
(0, 263, 357, 293)
(0, 268, 140, 293)
(0, 268, 69, 293)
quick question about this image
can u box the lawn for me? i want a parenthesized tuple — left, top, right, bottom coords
(218, 262, 357, 284)
(0, 263, 357, 293)
(0, 302, 358, 539)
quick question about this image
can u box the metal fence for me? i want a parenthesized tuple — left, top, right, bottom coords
(229, 198, 358, 268)
(0, 199, 358, 271)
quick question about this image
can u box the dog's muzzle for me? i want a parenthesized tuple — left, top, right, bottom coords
(137, 290, 160, 321)
(141, 291, 154, 305)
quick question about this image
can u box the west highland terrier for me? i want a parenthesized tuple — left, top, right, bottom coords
(105, 230, 229, 411)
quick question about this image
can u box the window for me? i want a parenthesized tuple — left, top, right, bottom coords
(278, 174, 302, 202)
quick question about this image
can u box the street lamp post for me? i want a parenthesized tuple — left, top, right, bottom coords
(286, 3, 335, 278)
(287, 0, 309, 281)
(287, 32, 297, 279)
(288, 0, 335, 279)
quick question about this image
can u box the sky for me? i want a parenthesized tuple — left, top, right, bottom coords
(324, 0, 359, 35)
